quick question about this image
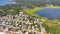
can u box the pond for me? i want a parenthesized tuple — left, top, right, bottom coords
(35, 8, 60, 20)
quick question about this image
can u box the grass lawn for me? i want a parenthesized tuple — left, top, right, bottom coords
(24, 7, 43, 18)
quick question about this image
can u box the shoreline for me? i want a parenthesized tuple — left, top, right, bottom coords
(25, 6, 60, 18)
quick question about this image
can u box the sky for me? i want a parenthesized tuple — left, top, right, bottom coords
(0, 0, 15, 5)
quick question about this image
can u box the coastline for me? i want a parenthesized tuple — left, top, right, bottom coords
(25, 6, 60, 18)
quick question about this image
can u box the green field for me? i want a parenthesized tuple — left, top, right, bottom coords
(24, 7, 43, 18)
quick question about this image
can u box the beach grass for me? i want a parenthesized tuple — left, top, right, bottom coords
(24, 7, 43, 18)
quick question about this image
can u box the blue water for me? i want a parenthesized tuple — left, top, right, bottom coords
(35, 8, 60, 20)
(0, 0, 15, 5)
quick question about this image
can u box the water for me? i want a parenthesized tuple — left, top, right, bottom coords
(0, 0, 15, 6)
(35, 8, 60, 20)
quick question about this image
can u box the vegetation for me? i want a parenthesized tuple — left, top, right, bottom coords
(0, 4, 23, 15)
(14, 0, 60, 6)
(0, 4, 60, 34)
(24, 7, 41, 18)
